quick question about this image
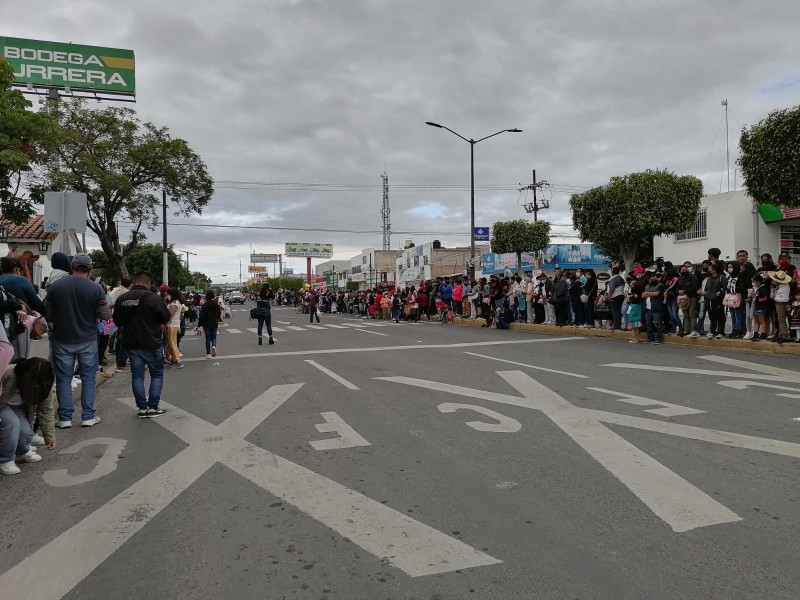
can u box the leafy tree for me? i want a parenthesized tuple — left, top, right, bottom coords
(190, 271, 212, 291)
(490, 219, 551, 274)
(570, 170, 703, 272)
(0, 61, 56, 223)
(89, 243, 192, 287)
(593, 236, 654, 268)
(30, 100, 213, 279)
(739, 105, 800, 208)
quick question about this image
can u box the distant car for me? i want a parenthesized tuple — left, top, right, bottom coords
(229, 292, 245, 304)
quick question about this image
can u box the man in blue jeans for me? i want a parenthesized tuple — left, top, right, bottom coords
(45, 253, 110, 428)
(113, 271, 171, 418)
(642, 271, 666, 344)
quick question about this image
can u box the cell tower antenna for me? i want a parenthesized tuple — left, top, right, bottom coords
(381, 171, 391, 250)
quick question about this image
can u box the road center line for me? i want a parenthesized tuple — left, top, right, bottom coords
(181, 336, 584, 362)
(464, 352, 588, 378)
(305, 360, 361, 390)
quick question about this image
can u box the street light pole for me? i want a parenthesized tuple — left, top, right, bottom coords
(425, 122, 522, 279)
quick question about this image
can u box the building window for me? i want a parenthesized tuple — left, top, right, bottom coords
(675, 209, 707, 242)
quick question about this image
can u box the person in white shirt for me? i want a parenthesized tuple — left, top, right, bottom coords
(165, 288, 184, 368)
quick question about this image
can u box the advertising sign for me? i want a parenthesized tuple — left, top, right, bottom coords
(250, 253, 278, 263)
(780, 225, 800, 262)
(248, 266, 267, 273)
(758, 203, 800, 224)
(1, 37, 136, 96)
(481, 243, 610, 275)
(473, 227, 490, 242)
(285, 243, 333, 258)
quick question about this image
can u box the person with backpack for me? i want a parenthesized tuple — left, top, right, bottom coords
(113, 271, 172, 418)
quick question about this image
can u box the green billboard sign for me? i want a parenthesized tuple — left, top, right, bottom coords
(0, 36, 135, 96)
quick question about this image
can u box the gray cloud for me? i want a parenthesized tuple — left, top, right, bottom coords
(6, 0, 800, 280)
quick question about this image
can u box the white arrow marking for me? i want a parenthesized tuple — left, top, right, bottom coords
(379, 371, 741, 533)
(42, 438, 127, 488)
(464, 352, 588, 379)
(309, 411, 371, 450)
(0, 385, 498, 599)
(438, 403, 521, 432)
(585, 387, 705, 417)
(717, 380, 800, 398)
(305, 360, 360, 390)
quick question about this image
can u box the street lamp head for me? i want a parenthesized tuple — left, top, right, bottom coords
(508, 129, 523, 133)
(425, 121, 443, 128)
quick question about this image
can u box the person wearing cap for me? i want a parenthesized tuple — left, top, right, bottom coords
(769, 270, 793, 342)
(45, 253, 110, 428)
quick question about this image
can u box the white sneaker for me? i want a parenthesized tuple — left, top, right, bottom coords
(31, 433, 45, 445)
(211, 346, 217, 357)
(0, 461, 20, 476)
(706, 333, 714, 339)
(688, 331, 700, 338)
(715, 334, 723, 339)
(56, 420, 72, 429)
(81, 416, 102, 427)
(206, 354, 212, 359)
(16, 449, 42, 463)
(743, 332, 753, 340)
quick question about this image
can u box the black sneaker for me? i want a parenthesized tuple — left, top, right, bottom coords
(269, 337, 275, 345)
(258, 336, 263, 346)
(137, 408, 149, 419)
(146, 408, 167, 418)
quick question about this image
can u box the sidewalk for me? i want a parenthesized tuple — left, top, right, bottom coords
(442, 318, 800, 356)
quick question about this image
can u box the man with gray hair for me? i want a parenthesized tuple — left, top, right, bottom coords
(45, 253, 110, 428)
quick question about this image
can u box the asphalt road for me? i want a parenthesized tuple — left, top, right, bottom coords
(2, 304, 799, 600)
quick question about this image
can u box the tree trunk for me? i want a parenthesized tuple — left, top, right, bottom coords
(620, 240, 640, 273)
(516, 251, 523, 275)
(93, 221, 128, 281)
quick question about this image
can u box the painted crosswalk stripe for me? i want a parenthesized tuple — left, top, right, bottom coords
(341, 323, 368, 328)
(307, 325, 326, 330)
(286, 326, 306, 331)
(247, 328, 259, 334)
(227, 328, 243, 334)
(354, 329, 389, 337)
(271, 327, 286, 332)
(323, 324, 348, 329)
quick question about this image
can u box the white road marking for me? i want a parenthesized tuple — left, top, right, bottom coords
(378, 371, 743, 532)
(247, 328, 259, 333)
(278, 321, 292, 324)
(323, 324, 348, 329)
(717, 380, 800, 399)
(227, 328, 243, 334)
(698, 355, 800, 380)
(353, 329, 389, 336)
(305, 360, 361, 390)
(464, 352, 588, 378)
(271, 327, 285, 332)
(307, 325, 327, 330)
(585, 387, 706, 417)
(341, 322, 369, 328)
(309, 411, 371, 450)
(181, 336, 584, 363)
(286, 326, 306, 331)
(0, 386, 498, 596)
(42, 438, 127, 488)
(438, 403, 521, 433)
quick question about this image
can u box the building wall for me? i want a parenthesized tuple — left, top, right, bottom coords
(653, 191, 785, 265)
(314, 260, 350, 278)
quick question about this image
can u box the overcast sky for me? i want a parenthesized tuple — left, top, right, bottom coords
(5, 0, 800, 281)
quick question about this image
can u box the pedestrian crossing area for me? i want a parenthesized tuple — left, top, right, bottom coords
(223, 319, 394, 335)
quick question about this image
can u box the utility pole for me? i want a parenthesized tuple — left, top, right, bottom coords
(381, 172, 391, 251)
(519, 170, 550, 221)
(519, 170, 550, 269)
(721, 99, 730, 193)
(162, 189, 169, 286)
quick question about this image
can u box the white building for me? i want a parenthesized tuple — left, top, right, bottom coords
(395, 241, 488, 286)
(349, 248, 402, 290)
(652, 191, 798, 265)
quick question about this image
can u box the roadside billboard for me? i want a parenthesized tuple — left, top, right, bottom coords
(0, 37, 136, 96)
(285, 243, 333, 258)
(248, 266, 267, 273)
(481, 244, 610, 274)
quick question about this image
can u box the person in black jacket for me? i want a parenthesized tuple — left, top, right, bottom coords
(112, 271, 171, 418)
(254, 283, 275, 346)
(197, 291, 222, 358)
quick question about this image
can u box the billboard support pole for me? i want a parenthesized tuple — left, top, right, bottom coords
(306, 257, 312, 285)
(278, 254, 283, 290)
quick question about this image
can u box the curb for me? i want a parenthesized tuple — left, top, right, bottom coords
(438, 317, 800, 356)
